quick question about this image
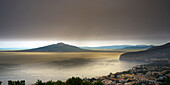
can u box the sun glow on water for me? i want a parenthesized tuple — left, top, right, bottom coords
(0, 52, 146, 85)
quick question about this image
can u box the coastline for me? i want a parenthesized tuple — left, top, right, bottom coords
(84, 59, 170, 85)
(1, 60, 169, 85)
(31, 60, 170, 85)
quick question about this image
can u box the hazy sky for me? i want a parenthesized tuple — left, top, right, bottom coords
(0, 0, 170, 47)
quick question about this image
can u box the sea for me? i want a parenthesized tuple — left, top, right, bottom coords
(0, 52, 146, 85)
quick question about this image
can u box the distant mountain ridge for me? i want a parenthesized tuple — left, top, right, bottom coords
(0, 43, 154, 52)
(121, 45, 153, 50)
(81, 45, 153, 50)
(15, 43, 117, 52)
(0, 44, 154, 51)
(20, 43, 90, 52)
(119, 42, 170, 61)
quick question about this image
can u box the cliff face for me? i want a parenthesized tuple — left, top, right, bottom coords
(119, 42, 170, 61)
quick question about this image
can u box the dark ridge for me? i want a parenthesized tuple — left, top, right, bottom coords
(7, 43, 118, 52)
(119, 42, 170, 61)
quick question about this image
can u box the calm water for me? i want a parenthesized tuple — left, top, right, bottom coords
(0, 52, 146, 85)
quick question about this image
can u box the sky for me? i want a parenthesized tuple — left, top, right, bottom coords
(0, 0, 170, 48)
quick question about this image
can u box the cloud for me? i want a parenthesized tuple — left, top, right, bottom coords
(0, 0, 169, 41)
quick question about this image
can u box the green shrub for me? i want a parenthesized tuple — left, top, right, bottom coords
(8, 80, 25, 85)
(66, 77, 83, 85)
(93, 81, 104, 85)
(35, 80, 45, 85)
(45, 80, 54, 85)
(81, 80, 92, 85)
(34, 78, 104, 85)
(54, 80, 66, 85)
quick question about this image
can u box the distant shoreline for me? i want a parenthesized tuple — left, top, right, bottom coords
(0, 51, 124, 53)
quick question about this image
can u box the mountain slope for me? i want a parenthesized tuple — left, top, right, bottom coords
(122, 45, 153, 50)
(81, 45, 131, 49)
(20, 43, 91, 52)
(119, 42, 170, 61)
(81, 45, 153, 50)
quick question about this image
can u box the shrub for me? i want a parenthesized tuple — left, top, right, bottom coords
(45, 80, 54, 85)
(81, 80, 92, 85)
(8, 80, 25, 85)
(66, 77, 83, 85)
(55, 80, 65, 85)
(35, 80, 45, 85)
(93, 81, 104, 85)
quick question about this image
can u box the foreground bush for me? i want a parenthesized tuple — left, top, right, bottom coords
(66, 77, 83, 85)
(35, 80, 45, 85)
(35, 77, 104, 85)
(81, 80, 92, 85)
(8, 80, 25, 85)
(93, 81, 104, 85)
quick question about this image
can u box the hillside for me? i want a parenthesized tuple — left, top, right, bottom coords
(20, 43, 91, 52)
(81, 45, 153, 50)
(119, 42, 170, 61)
(122, 45, 153, 50)
(16, 43, 116, 52)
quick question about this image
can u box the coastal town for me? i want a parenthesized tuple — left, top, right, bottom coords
(85, 59, 170, 85)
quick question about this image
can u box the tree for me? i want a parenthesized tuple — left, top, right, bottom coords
(45, 80, 54, 85)
(8, 80, 25, 85)
(35, 80, 45, 85)
(55, 80, 65, 85)
(66, 77, 83, 85)
(81, 80, 92, 85)
(93, 81, 104, 85)
(8, 80, 13, 85)
(21, 80, 25, 85)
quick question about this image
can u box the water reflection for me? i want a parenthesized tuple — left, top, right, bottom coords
(0, 52, 146, 85)
(50, 58, 94, 67)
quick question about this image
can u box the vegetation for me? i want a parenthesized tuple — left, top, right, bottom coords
(159, 77, 170, 85)
(35, 77, 104, 85)
(8, 80, 25, 85)
(93, 81, 104, 85)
